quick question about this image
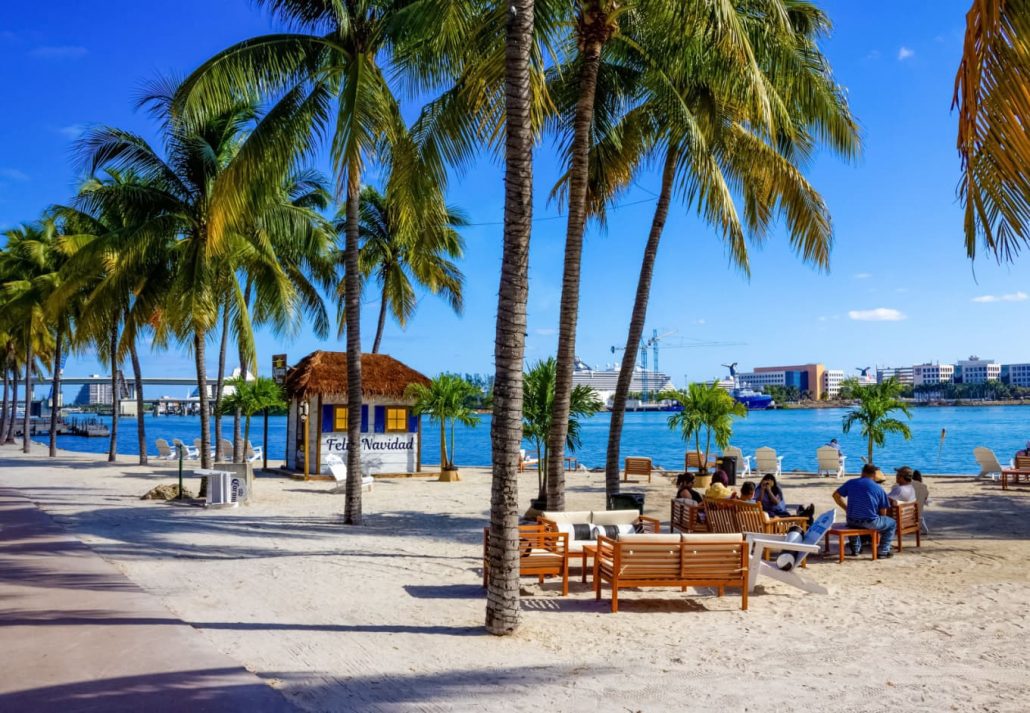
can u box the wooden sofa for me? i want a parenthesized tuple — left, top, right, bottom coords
(670, 498, 707, 533)
(482, 524, 569, 595)
(704, 498, 808, 535)
(593, 533, 748, 613)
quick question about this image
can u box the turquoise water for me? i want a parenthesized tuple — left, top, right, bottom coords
(41, 406, 1030, 473)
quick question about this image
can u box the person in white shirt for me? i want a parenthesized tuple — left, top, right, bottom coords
(888, 466, 917, 503)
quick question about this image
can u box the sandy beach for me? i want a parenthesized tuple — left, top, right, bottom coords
(2, 444, 1029, 712)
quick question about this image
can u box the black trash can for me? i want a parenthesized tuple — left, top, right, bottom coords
(608, 492, 645, 515)
(715, 455, 738, 486)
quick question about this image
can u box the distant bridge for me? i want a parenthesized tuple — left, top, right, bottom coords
(33, 375, 216, 387)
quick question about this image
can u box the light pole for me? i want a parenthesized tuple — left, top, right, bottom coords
(300, 400, 309, 481)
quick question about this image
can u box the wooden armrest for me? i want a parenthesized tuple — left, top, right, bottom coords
(638, 515, 661, 533)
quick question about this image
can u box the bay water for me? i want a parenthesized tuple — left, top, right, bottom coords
(40, 405, 1030, 474)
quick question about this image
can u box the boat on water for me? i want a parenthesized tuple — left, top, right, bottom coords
(731, 383, 775, 410)
(572, 357, 674, 409)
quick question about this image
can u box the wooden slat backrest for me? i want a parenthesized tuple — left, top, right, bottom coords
(892, 501, 920, 535)
(703, 498, 739, 533)
(625, 456, 652, 477)
(679, 540, 746, 581)
(685, 451, 707, 470)
(1016, 455, 1030, 469)
(731, 500, 769, 534)
(618, 540, 683, 578)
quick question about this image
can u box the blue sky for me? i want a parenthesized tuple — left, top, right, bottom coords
(2, 0, 1028, 398)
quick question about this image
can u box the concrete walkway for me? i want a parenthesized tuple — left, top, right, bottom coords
(0, 487, 294, 712)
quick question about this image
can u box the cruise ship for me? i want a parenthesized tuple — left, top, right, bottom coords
(572, 357, 674, 408)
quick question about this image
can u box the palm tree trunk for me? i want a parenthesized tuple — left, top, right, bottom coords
(243, 413, 252, 459)
(0, 362, 9, 441)
(194, 331, 211, 470)
(344, 160, 364, 526)
(129, 338, 147, 466)
(603, 148, 677, 500)
(49, 326, 62, 457)
(486, 0, 535, 637)
(372, 282, 388, 354)
(545, 14, 607, 512)
(868, 436, 874, 465)
(5, 362, 19, 443)
(440, 418, 446, 470)
(262, 408, 269, 471)
(214, 304, 229, 457)
(108, 322, 119, 462)
(233, 282, 252, 464)
(22, 335, 33, 454)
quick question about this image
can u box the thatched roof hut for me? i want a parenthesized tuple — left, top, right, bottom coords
(285, 351, 430, 399)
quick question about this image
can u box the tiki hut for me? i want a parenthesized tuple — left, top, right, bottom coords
(284, 351, 431, 476)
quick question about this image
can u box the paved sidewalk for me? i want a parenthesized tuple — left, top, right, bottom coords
(0, 487, 293, 712)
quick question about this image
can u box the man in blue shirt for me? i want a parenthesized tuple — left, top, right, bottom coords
(832, 464, 896, 558)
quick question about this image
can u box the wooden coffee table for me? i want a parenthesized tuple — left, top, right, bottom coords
(1001, 469, 1030, 490)
(823, 524, 880, 563)
(580, 544, 598, 583)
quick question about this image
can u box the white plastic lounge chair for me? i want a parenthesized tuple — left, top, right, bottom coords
(173, 438, 199, 460)
(973, 446, 1010, 480)
(723, 446, 752, 479)
(327, 457, 374, 492)
(217, 438, 234, 462)
(155, 438, 178, 461)
(244, 440, 263, 463)
(746, 510, 835, 595)
(816, 446, 846, 478)
(518, 448, 539, 472)
(754, 447, 784, 477)
(194, 438, 215, 460)
(913, 480, 930, 534)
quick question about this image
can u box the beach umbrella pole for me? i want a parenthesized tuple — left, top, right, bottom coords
(178, 447, 184, 499)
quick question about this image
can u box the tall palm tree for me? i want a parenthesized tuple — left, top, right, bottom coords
(348, 185, 466, 353)
(600, 1, 860, 502)
(842, 377, 913, 464)
(954, 0, 1030, 261)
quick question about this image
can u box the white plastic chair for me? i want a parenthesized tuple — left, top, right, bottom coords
(754, 447, 784, 477)
(245, 440, 263, 463)
(154, 438, 178, 461)
(973, 446, 1009, 480)
(816, 446, 846, 478)
(173, 439, 199, 460)
(327, 455, 373, 492)
(723, 446, 752, 479)
(746, 510, 835, 595)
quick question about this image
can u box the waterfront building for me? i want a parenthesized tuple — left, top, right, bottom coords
(738, 363, 827, 400)
(913, 362, 955, 386)
(954, 356, 1001, 384)
(284, 351, 429, 476)
(877, 366, 914, 385)
(1001, 363, 1030, 387)
(822, 369, 845, 398)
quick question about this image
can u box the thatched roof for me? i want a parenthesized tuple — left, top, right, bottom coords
(284, 351, 430, 399)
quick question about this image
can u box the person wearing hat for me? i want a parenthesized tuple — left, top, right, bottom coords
(832, 463, 896, 558)
(888, 466, 917, 504)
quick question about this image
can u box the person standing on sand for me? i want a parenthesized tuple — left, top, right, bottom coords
(833, 464, 896, 558)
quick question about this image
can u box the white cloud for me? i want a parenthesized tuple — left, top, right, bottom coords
(848, 308, 906, 322)
(853, 272, 872, 279)
(29, 45, 87, 60)
(0, 168, 29, 181)
(898, 46, 915, 61)
(972, 291, 1028, 303)
(694, 319, 706, 326)
(56, 124, 85, 139)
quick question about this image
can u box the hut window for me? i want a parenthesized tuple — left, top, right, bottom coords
(333, 406, 348, 431)
(386, 407, 408, 432)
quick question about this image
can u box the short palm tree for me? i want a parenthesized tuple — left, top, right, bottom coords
(954, 0, 1030, 261)
(348, 186, 466, 353)
(406, 374, 481, 473)
(218, 375, 285, 465)
(842, 377, 913, 464)
(665, 383, 747, 473)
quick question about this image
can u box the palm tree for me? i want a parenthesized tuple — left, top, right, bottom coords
(349, 186, 466, 353)
(601, 2, 860, 502)
(219, 375, 285, 463)
(522, 358, 602, 503)
(406, 374, 481, 474)
(842, 377, 913, 464)
(665, 383, 746, 472)
(954, 0, 1030, 261)
(77, 80, 310, 470)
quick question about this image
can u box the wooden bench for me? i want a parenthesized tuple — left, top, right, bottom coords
(482, 524, 569, 595)
(623, 456, 652, 483)
(593, 534, 748, 613)
(822, 524, 880, 563)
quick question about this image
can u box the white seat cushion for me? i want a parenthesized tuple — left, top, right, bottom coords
(590, 510, 640, 526)
(540, 510, 592, 525)
(681, 533, 744, 544)
(617, 534, 682, 544)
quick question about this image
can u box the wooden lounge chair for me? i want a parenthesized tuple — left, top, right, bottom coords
(723, 446, 752, 479)
(670, 498, 707, 533)
(623, 456, 652, 483)
(746, 510, 835, 595)
(483, 524, 569, 596)
(732, 500, 809, 535)
(154, 438, 178, 461)
(973, 446, 1009, 480)
(593, 533, 748, 613)
(891, 501, 921, 551)
(518, 448, 539, 472)
(816, 446, 845, 478)
(754, 447, 784, 477)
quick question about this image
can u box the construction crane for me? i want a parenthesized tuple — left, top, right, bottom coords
(611, 330, 746, 403)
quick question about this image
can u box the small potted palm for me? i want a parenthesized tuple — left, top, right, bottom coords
(407, 374, 481, 482)
(665, 382, 747, 489)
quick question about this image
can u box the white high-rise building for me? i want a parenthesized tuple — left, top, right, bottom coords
(955, 356, 1001, 384)
(822, 369, 845, 398)
(913, 363, 954, 386)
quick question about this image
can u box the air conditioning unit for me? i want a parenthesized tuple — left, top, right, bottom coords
(206, 470, 245, 508)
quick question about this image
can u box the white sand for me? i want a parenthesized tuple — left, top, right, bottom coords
(2, 443, 1029, 712)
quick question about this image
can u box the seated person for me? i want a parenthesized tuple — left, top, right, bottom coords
(911, 469, 930, 507)
(888, 466, 917, 503)
(704, 470, 736, 500)
(739, 481, 757, 501)
(756, 474, 814, 520)
(675, 472, 703, 503)
(1016, 441, 1030, 461)
(826, 438, 844, 459)
(833, 464, 896, 558)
